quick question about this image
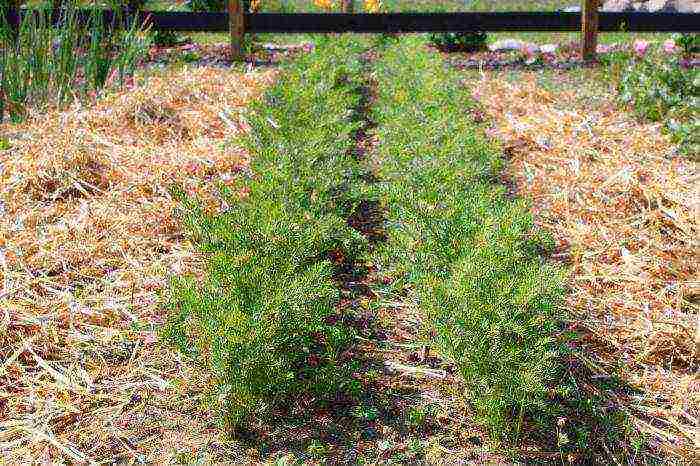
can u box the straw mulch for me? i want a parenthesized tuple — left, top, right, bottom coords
(0, 66, 275, 463)
(471, 72, 698, 461)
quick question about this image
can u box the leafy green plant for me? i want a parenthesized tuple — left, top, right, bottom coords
(617, 49, 699, 157)
(351, 405, 379, 422)
(152, 29, 182, 47)
(673, 33, 699, 55)
(164, 37, 372, 431)
(185, 0, 226, 11)
(371, 36, 565, 441)
(429, 31, 488, 52)
(426, 2, 487, 52)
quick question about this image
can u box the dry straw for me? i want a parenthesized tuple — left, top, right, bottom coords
(0, 65, 275, 462)
(473, 72, 698, 461)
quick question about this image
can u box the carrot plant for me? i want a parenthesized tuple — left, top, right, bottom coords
(164, 36, 371, 431)
(370, 36, 565, 441)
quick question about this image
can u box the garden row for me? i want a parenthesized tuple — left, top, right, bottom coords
(370, 37, 566, 440)
(164, 35, 373, 429)
(160, 34, 634, 459)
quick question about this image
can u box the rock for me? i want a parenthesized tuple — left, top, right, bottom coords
(602, 0, 636, 11)
(488, 39, 524, 52)
(541, 43, 558, 54)
(648, 0, 677, 10)
(602, 0, 699, 11)
(673, 0, 700, 12)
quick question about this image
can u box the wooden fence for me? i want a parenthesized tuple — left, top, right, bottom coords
(4, 4, 700, 60)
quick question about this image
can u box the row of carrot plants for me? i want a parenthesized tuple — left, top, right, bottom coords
(369, 36, 567, 440)
(164, 36, 372, 429)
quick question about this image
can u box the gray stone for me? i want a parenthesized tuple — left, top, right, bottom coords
(648, 0, 676, 11)
(602, 0, 699, 11)
(674, 0, 700, 12)
(489, 39, 525, 52)
(541, 43, 558, 54)
(602, 0, 636, 11)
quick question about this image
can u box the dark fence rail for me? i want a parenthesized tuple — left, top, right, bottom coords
(4, 9, 700, 33)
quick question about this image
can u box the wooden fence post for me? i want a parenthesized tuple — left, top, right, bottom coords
(229, 0, 244, 61)
(341, 0, 354, 13)
(4, 0, 21, 40)
(51, 0, 63, 26)
(582, 0, 599, 61)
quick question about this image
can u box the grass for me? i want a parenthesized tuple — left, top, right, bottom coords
(163, 35, 373, 431)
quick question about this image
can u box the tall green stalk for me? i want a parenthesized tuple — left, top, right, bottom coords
(0, 0, 149, 123)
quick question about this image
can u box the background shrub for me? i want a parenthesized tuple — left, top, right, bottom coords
(617, 44, 699, 158)
(429, 31, 488, 52)
(185, 0, 226, 11)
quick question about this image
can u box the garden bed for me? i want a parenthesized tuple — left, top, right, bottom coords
(0, 65, 275, 462)
(464, 57, 697, 461)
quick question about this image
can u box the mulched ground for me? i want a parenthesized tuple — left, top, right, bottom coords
(457, 55, 697, 463)
(2, 37, 696, 464)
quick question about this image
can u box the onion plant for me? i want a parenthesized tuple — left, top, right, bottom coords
(0, 0, 149, 122)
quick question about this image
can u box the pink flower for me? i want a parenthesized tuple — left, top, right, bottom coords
(663, 39, 677, 54)
(633, 40, 649, 57)
(520, 43, 539, 57)
(106, 69, 119, 85)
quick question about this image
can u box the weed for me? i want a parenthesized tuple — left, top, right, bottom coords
(406, 406, 427, 429)
(306, 439, 329, 458)
(351, 404, 379, 422)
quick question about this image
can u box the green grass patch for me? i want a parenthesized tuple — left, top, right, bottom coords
(370, 35, 566, 441)
(163, 35, 371, 431)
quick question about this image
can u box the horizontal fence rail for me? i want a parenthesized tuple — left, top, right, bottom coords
(4, 10, 700, 33)
(246, 12, 700, 33)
